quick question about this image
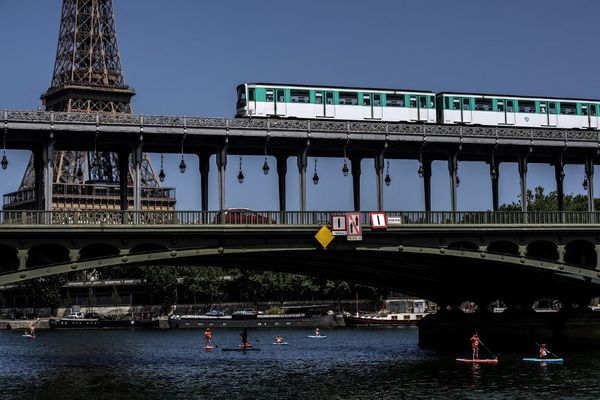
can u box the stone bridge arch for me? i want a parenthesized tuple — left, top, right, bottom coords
(565, 240, 596, 269)
(487, 240, 519, 256)
(27, 243, 70, 268)
(0, 244, 19, 273)
(526, 240, 559, 262)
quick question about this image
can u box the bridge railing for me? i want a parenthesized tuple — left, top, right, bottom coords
(0, 210, 598, 226)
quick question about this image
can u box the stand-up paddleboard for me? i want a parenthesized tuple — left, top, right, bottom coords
(204, 345, 214, 350)
(22, 333, 35, 339)
(272, 342, 289, 345)
(456, 358, 498, 364)
(221, 347, 260, 352)
(522, 358, 563, 363)
(307, 335, 327, 339)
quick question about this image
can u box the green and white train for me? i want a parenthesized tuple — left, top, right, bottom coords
(236, 83, 600, 130)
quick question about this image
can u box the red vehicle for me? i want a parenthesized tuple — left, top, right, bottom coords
(214, 208, 272, 224)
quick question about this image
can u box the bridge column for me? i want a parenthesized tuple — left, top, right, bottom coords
(518, 155, 528, 213)
(350, 155, 362, 211)
(422, 157, 432, 213)
(518, 245, 527, 257)
(595, 244, 600, 270)
(197, 150, 211, 212)
(33, 149, 44, 210)
(557, 244, 566, 264)
(69, 249, 80, 263)
(585, 157, 595, 213)
(374, 150, 385, 211)
(297, 147, 308, 212)
(117, 150, 129, 211)
(276, 153, 287, 212)
(42, 140, 55, 211)
(17, 249, 28, 270)
(131, 142, 143, 214)
(448, 153, 458, 213)
(216, 145, 228, 212)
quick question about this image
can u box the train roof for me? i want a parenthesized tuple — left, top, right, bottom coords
(239, 82, 434, 94)
(437, 91, 600, 103)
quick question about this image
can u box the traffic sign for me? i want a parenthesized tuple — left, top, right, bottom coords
(346, 212, 362, 241)
(387, 216, 402, 225)
(331, 214, 347, 236)
(314, 226, 334, 249)
(370, 212, 388, 229)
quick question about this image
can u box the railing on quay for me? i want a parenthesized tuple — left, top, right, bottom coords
(0, 210, 598, 226)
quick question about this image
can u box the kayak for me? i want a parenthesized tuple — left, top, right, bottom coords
(221, 348, 260, 352)
(307, 335, 327, 339)
(522, 358, 563, 363)
(456, 358, 498, 364)
(272, 342, 289, 345)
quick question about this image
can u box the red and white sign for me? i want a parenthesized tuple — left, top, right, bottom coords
(346, 212, 362, 241)
(370, 212, 388, 229)
(331, 214, 347, 236)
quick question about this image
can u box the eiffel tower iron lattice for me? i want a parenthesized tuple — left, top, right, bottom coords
(5, 0, 175, 211)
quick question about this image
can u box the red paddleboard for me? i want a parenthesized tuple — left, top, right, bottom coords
(456, 358, 498, 364)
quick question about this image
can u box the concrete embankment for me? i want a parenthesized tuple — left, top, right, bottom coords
(1, 319, 50, 330)
(419, 309, 600, 351)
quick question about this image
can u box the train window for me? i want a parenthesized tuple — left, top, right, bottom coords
(419, 96, 427, 108)
(560, 103, 577, 115)
(248, 88, 255, 101)
(452, 99, 460, 110)
(386, 94, 404, 107)
(429, 97, 435, 108)
(540, 103, 547, 114)
(444, 97, 450, 110)
(518, 100, 535, 113)
(326, 92, 334, 105)
(276, 89, 285, 102)
(409, 96, 417, 108)
(506, 100, 514, 112)
(315, 92, 323, 104)
(592, 105, 598, 116)
(497, 100, 505, 112)
(236, 86, 247, 108)
(549, 102, 556, 114)
(290, 90, 310, 103)
(474, 98, 493, 111)
(373, 94, 381, 106)
(462, 98, 471, 111)
(363, 94, 371, 106)
(581, 105, 588, 116)
(266, 89, 274, 102)
(339, 92, 358, 105)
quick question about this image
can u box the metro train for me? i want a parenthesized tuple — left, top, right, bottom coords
(235, 83, 600, 130)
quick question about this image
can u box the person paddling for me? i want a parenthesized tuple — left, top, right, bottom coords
(470, 332, 480, 360)
(204, 328, 213, 347)
(240, 328, 250, 349)
(314, 328, 321, 337)
(538, 343, 548, 359)
(274, 335, 284, 344)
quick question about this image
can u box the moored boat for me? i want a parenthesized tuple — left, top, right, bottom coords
(344, 299, 436, 327)
(49, 314, 158, 329)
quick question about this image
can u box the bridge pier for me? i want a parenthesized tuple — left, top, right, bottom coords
(585, 156, 595, 214)
(132, 142, 143, 213)
(275, 153, 287, 212)
(216, 145, 228, 212)
(297, 147, 308, 211)
(554, 162, 565, 214)
(118, 150, 129, 211)
(350, 155, 361, 211)
(518, 154, 528, 213)
(489, 157, 500, 211)
(422, 157, 432, 213)
(42, 139, 55, 211)
(197, 150, 211, 212)
(447, 153, 458, 214)
(33, 149, 44, 210)
(374, 150, 385, 211)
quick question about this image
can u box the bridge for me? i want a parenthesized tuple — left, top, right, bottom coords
(1, 209, 600, 309)
(3, 110, 599, 213)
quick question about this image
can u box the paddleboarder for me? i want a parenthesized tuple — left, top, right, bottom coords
(27, 321, 36, 338)
(204, 328, 213, 347)
(274, 335, 284, 344)
(314, 328, 321, 337)
(470, 332, 480, 360)
(538, 344, 548, 359)
(240, 328, 250, 348)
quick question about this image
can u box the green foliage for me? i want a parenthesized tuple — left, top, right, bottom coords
(34, 275, 67, 310)
(499, 186, 596, 211)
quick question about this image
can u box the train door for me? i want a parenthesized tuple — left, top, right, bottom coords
(418, 96, 429, 121)
(585, 103, 598, 128)
(545, 102, 558, 126)
(274, 88, 286, 116)
(452, 98, 462, 123)
(409, 95, 418, 121)
(315, 91, 325, 117)
(372, 94, 383, 119)
(265, 89, 275, 116)
(461, 97, 472, 123)
(505, 99, 516, 125)
(362, 94, 372, 119)
(324, 91, 335, 117)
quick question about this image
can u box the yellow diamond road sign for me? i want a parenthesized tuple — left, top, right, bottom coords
(315, 226, 334, 249)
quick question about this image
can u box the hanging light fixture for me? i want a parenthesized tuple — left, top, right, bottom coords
(417, 147, 424, 178)
(490, 167, 497, 181)
(238, 156, 245, 183)
(312, 158, 319, 185)
(583, 176, 589, 191)
(179, 140, 186, 173)
(159, 153, 166, 182)
(559, 168, 565, 181)
(1, 125, 7, 170)
(342, 143, 349, 177)
(262, 141, 270, 175)
(385, 160, 391, 186)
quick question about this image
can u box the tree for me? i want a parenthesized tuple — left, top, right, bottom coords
(34, 275, 68, 316)
(140, 265, 180, 314)
(499, 186, 596, 212)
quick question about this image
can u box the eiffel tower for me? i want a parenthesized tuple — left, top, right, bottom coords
(3, 0, 175, 211)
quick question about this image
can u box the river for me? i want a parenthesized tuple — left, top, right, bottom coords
(0, 327, 597, 399)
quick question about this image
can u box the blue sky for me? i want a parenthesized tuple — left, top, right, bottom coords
(1, 0, 599, 211)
